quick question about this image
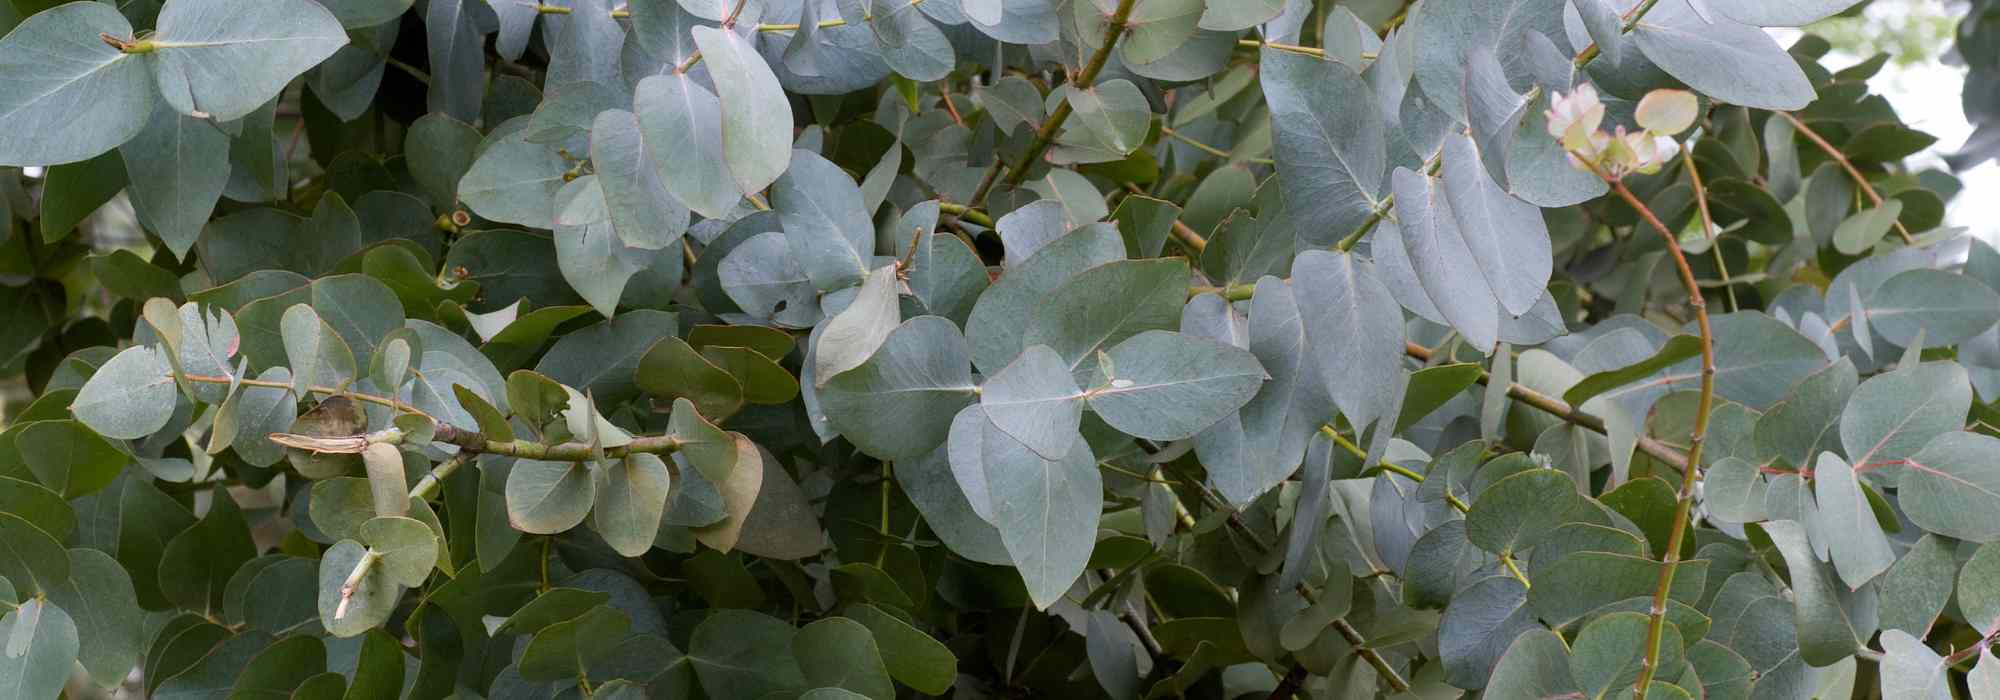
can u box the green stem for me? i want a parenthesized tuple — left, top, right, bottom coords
(1500, 553, 1533, 590)
(409, 453, 472, 502)
(937, 202, 995, 227)
(1160, 126, 1272, 165)
(433, 424, 683, 461)
(1335, 150, 1443, 253)
(333, 549, 382, 620)
(185, 373, 430, 419)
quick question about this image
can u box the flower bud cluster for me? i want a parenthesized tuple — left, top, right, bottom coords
(1547, 85, 1698, 178)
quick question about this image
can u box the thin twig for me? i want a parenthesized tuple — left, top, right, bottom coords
(1778, 111, 1916, 244)
(183, 373, 433, 420)
(1323, 426, 1532, 588)
(1571, 0, 1665, 67)
(1158, 126, 1228, 160)
(1400, 343, 1692, 471)
(1321, 427, 1469, 513)
(938, 85, 966, 126)
(1681, 136, 1740, 312)
(1334, 151, 1442, 252)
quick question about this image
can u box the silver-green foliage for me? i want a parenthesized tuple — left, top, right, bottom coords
(6, 0, 2000, 697)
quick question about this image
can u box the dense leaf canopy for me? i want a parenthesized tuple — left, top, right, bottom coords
(0, 0, 1996, 698)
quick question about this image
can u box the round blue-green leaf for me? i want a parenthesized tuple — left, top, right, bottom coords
(591, 453, 671, 557)
(1897, 431, 2000, 542)
(552, 176, 647, 318)
(794, 617, 894, 700)
(358, 516, 438, 588)
(46, 548, 140, 688)
(1465, 469, 1582, 556)
(1023, 258, 1191, 376)
(1631, 0, 1816, 110)
(966, 223, 1127, 374)
(282, 305, 357, 397)
(689, 609, 807, 699)
(242, 558, 318, 634)
(1866, 269, 2000, 348)
(719, 231, 824, 329)
(458, 118, 570, 229)
(0, 599, 79, 700)
(122, 107, 232, 261)
(72, 344, 176, 440)
(520, 605, 631, 681)
(1439, 575, 1537, 689)
(1261, 48, 1385, 248)
(1571, 611, 1684, 698)
(0, 477, 73, 543)
(1486, 629, 1578, 700)
(1880, 629, 1953, 700)
(317, 539, 402, 637)
(814, 265, 902, 384)
(1832, 201, 1905, 256)
(691, 25, 792, 197)
(506, 459, 596, 534)
(978, 344, 1085, 460)
(896, 439, 1010, 565)
(0, 512, 71, 596)
(148, 0, 350, 122)
(1844, 360, 1970, 479)
(1959, 542, 2000, 632)
(1084, 330, 1265, 441)
(404, 113, 481, 211)
(1813, 453, 1894, 588)
(821, 316, 979, 460)
(1716, 0, 1867, 27)
(19, 419, 126, 499)
(633, 74, 741, 218)
(590, 108, 690, 250)
(0, 3, 156, 166)
(230, 634, 326, 698)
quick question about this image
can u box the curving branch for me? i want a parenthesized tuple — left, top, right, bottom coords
(182, 373, 687, 462)
(1778, 111, 1917, 245)
(1607, 179, 1715, 700)
(964, 0, 1140, 208)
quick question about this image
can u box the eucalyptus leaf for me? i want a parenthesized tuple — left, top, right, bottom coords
(691, 26, 793, 197)
(148, 0, 349, 122)
(1085, 330, 1266, 442)
(1631, 0, 1816, 110)
(821, 316, 978, 460)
